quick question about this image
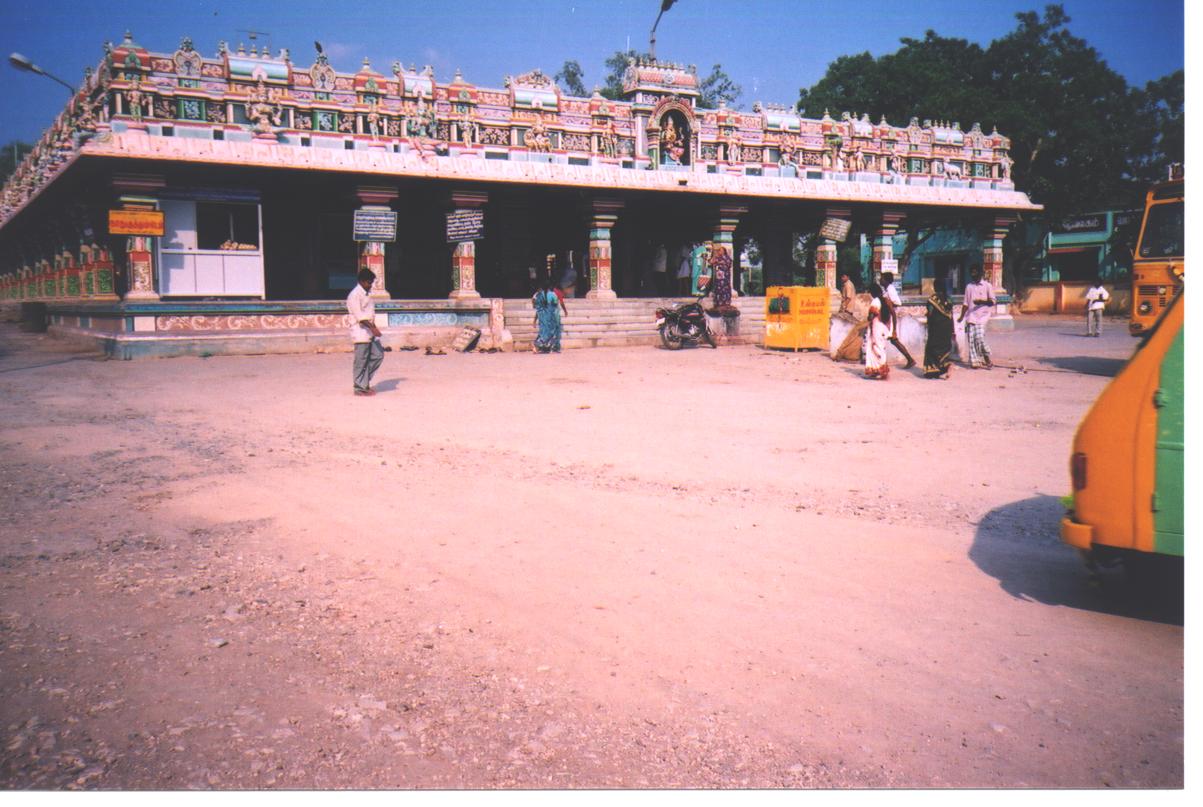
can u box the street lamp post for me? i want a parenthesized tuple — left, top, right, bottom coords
(9, 52, 76, 95)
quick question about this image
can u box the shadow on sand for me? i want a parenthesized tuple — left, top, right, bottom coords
(1034, 356, 1126, 377)
(968, 495, 1182, 626)
(373, 378, 406, 392)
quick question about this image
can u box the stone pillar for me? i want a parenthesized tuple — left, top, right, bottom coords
(111, 179, 165, 302)
(79, 244, 94, 298)
(355, 186, 399, 300)
(981, 214, 1016, 291)
(871, 211, 905, 284)
(62, 250, 81, 298)
(124, 234, 159, 300)
(92, 246, 118, 301)
(585, 199, 622, 300)
(448, 190, 488, 300)
(816, 206, 851, 292)
(50, 255, 63, 298)
(360, 240, 388, 298)
(709, 205, 746, 300)
(39, 259, 53, 299)
(816, 240, 838, 291)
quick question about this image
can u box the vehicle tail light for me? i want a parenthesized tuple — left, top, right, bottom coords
(1071, 452, 1087, 491)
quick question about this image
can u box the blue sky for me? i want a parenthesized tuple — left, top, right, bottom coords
(0, 0, 1185, 146)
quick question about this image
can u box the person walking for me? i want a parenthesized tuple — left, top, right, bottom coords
(651, 242, 669, 295)
(838, 272, 857, 316)
(532, 271, 564, 353)
(880, 272, 916, 369)
(958, 265, 995, 369)
(347, 268, 384, 396)
(863, 282, 892, 380)
(1085, 276, 1110, 336)
(922, 287, 954, 379)
(676, 244, 693, 295)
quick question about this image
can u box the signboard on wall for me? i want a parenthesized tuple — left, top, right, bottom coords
(1052, 215, 1105, 234)
(446, 209, 485, 243)
(108, 209, 165, 236)
(352, 209, 398, 242)
(878, 259, 899, 274)
(819, 218, 852, 242)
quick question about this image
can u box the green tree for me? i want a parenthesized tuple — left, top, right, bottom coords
(794, 5, 1183, 289)
(595, 50, 739, 109)
(1135, 69, 1184, 179)
(599, 49, 648, 101)
(554, 60, 588, 97)
(697, 64, 742, 109)
(0, 141, 33, 183)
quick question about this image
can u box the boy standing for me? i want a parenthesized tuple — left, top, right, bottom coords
(1085, 277, 1110, 337)
(347, 269, 384, 396)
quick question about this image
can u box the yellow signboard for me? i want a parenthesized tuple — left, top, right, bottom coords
(108, 209, 165, 236)
(764, 286, 831, 350)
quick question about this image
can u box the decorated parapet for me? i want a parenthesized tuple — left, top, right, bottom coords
(0, 34, 1018, 229)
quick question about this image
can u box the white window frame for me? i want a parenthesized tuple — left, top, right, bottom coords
(157, 199, 266, 298)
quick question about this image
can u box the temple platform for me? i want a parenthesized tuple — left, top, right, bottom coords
(2, 296, 768, 359)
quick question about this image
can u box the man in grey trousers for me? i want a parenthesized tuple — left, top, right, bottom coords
(347, 268, 384, 396)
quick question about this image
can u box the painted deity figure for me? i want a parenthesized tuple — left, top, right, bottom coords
(778, 134, 799, 168)
(660, 116, 685, 165)
(125, 78, 145, 121)
(998, 154, 1013, 180)
(366, 102, 382, 139)
(408, 94, 437, 139)
(459, 115, 477, 146)
(526, 118, 551, 152)
(245, 78, 282, 136)
(598, 120, 618, 158)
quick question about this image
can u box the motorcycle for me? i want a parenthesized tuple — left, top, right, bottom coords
(655, 278, 717, 350)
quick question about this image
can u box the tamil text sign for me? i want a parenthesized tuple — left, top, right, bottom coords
(353, 209, 398, 242)
(108, 209, 164, 236)
(819, 218, 851, 242)
(446, 209, 485, 243)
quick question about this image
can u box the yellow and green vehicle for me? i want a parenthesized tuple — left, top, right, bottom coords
(1060, 289, 1183, 571)
(1130, 166, 1184, 335)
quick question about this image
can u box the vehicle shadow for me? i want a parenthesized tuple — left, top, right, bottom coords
(968, 495, 1183, 625)
(1035, 356, 1126, 377)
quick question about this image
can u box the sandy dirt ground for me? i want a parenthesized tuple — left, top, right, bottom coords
(0, 314, 1183, 790)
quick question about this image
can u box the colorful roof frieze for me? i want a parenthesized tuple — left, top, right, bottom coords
(0, 34, 1033, 230)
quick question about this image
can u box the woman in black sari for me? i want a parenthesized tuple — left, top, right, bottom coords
(923, 289, 954, 378)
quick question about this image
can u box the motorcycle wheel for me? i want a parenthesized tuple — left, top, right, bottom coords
(659, 323, 684, 350)
(702, 322, 717, 348)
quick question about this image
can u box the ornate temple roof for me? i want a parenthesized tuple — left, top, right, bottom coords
(0, 34, 1036, 230)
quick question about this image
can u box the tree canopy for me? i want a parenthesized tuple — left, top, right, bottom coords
(557, 50, 741, 109)
(1, 141, 33, 184)
(796, 5, 1183, 220)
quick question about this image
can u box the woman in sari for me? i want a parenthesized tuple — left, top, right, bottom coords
(532, 272, 564, 353)
(864, 282, 891, 379)
(923, 288, 954, 378)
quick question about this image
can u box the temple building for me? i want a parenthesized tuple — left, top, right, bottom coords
(0, 32, 1039, 356)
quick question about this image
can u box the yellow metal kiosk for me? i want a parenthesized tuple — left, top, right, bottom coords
(764, 286, 830, 350)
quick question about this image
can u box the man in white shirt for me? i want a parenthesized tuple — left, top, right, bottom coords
(1084, 276, 1110, 337)
(957, 265, 995, 369)
(347, 268, 384, 396)
(880, 272, 916, 369)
